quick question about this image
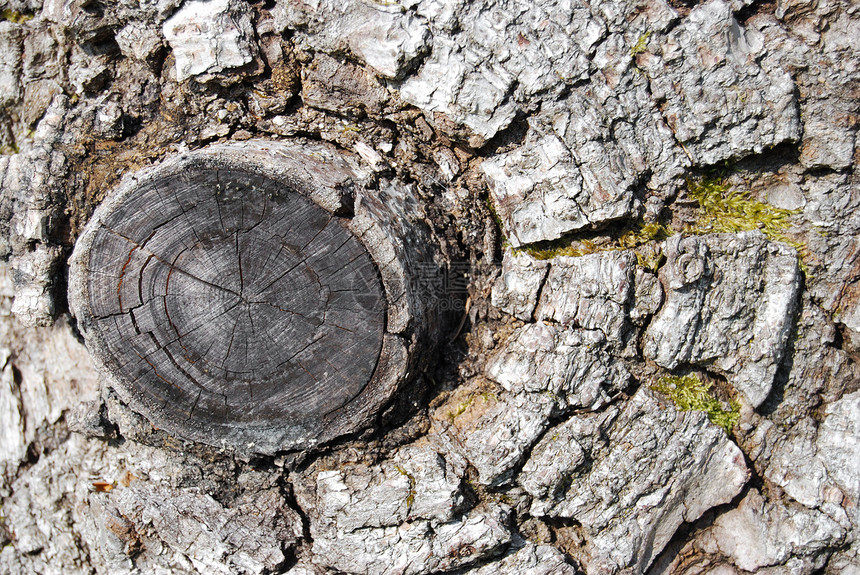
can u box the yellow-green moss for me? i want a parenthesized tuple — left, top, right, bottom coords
(651, 374, 740, 435)
(686, 176, 797, 238)
(507, 175, 806, 275)
(485, 195, 506, 236)
(515, 237, 599, 260)
(617, 221, 671, 249)
(635, 246, 665, 272)
(685, 176, 809, 273)
(446, 395, 475, 424)
(1, 9, 34, 23)
(515, 220, 671, 262)
(0, 143, 19, 155)
(446, 391, 496, 425)
(394, 465, 417, 509)
(630, 31, 652, 57)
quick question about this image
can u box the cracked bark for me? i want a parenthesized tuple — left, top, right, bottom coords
(1, 0, 859, 573)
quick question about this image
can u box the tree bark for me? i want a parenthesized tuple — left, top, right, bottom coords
(1, 0, 859, 574)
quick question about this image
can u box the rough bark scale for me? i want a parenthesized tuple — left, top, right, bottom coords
(1, 0, 859, 574)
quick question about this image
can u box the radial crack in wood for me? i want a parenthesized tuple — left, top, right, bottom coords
(69, 140, 439, 455)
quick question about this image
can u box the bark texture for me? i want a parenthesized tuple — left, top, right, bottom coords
(0, 0, 859, 574)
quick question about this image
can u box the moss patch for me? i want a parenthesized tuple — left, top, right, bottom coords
(394, 465, 417, 509)
(686, 176, 796, 237)
(485, 194, 506, 238)
(630, 31, 652, 57)
(511, 176, 807, 278)
(651, 374, 740, 435)
(445, 390, 497, 425)
(446, 395, 475, 424)
(0, 143, 19, 155)
(515, 220, 671, 261)
(685, 176, 808, 270)
(1, 9, 34, 23)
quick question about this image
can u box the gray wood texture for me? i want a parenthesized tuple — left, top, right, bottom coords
(69, 140, 445, 454)
(86, 166, 386, 421)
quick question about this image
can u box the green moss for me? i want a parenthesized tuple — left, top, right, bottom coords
(686, 176, 797, 238)
(617, 221, 671, 249)
(446, 391, 496, 424)
(506, 175, 807, 275)
(394, 465, 417, 509)
(651, 374, 740, 435)
(685, 176, 808, 271)
(515, 220, 671, 263)
(447, 395, 474, 424)
(635, 246, 665, 272)
(630, 31, 652, 57)
(371, 0, 404, 8)
(516, 236, 599, 260)
(0, 143, 19, 155)
(485, 194, 506, 237)
(1, 9, 34, 23)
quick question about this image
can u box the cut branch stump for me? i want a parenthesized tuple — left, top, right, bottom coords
(69, 139, 444, 454)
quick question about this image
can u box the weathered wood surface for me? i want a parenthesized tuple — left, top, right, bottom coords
(69, 141, 436, 454)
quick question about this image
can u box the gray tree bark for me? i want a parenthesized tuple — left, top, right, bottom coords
(1, 0, 859, 574)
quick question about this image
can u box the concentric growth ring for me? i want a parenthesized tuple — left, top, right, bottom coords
(69, 144, 399, 454)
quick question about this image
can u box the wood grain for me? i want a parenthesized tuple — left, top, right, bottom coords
(82, 168, 386, 438)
